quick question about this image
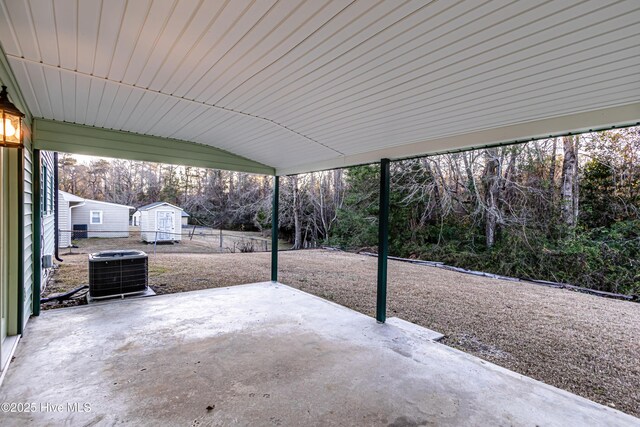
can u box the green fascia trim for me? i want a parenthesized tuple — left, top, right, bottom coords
(33, 119, 275, 175)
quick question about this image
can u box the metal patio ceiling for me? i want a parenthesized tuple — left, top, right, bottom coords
(0, 0, 639, 174)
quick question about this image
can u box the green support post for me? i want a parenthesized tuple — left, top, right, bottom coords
(271, 175, 279, 283)
(32, 149, 41, 316)
(376, 159, 390, 323)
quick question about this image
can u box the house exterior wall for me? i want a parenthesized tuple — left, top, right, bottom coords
(0, 44, 35, 375)
(0, 138, 31, 340)
(40, 151, 55, 289)
(22, 146, 33, 328)
(140, 205, 182, 242)
(71, 201, 130, 238)
(181, 216, 189, 226)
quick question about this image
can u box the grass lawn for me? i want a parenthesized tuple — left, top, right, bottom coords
(46, 249, 640, 418)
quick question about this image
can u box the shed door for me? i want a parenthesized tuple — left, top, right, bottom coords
(156, 211, 174, 241)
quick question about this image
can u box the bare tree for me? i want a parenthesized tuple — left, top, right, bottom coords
(561, 136, 578, 227)
(482, 148, 502, 248)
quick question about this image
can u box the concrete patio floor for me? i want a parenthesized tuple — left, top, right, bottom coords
(1, 283, 637, 426)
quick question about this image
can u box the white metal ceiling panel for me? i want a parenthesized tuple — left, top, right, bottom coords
(53, 0, 77, 70)
(146, 0, 251, 93)
(107, 0, 153, 83)
(301, 35, 640, 138)
(264, 1, 633, 128)
(0, 0, 638, 174)
(7, 57, 40, 117)
(189, 0, 350, 102)
(59, 71, 76, 123)
(123, 0, 199, 87)
(73, 73, 92, 125)
(215, 0, 427, 108)
(23, 59, 52, 118)
(336, 83, 640, 155)
(2, 0, 37, 58)
(311, 59, 640, 149)
(76, 0, 102, 74)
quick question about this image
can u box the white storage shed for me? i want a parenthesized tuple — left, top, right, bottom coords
(136, 202, 183, 243)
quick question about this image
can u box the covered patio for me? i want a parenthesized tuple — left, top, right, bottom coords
(3, 283, 638, 426)
(0, 1, 639, 425)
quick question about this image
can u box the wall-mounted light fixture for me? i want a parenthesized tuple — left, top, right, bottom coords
(0, 85, 24, 148)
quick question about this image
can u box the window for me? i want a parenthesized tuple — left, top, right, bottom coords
(90, 210, 103, 225)
(41, 161, 54, 215)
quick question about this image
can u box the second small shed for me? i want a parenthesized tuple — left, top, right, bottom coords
(136, 202, 184, 243)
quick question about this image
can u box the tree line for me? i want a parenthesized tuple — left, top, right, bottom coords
(57, 128, 639, 295)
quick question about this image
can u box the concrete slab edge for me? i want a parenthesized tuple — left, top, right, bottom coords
(0, 334, 20, 388)
(385, 317, 444, 342)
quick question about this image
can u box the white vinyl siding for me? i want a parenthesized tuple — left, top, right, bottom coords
(71, 201, 130, 239)
(0, 42, 35, 368)
(57, 191, 86, 247)
(40, 151, 56, 292)
(22, 146, 33, 327)
(57, 197, 70, 248)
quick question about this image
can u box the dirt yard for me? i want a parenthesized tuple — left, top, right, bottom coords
(46, 249, 640, 418)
